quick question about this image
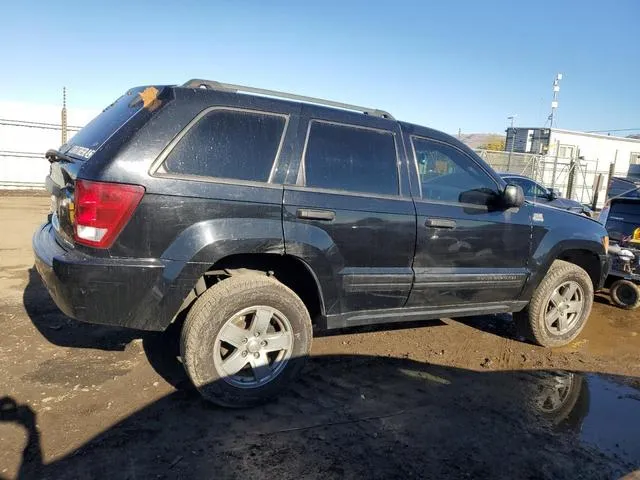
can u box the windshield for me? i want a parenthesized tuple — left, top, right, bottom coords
(60, 87, 152, 160)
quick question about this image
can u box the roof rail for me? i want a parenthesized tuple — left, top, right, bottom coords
(182, 79, 395, 120)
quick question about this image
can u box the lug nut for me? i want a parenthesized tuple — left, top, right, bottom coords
(260, 340, 267, 347)
(242, 338, 248, 344)
(241, 351, 248, 357)
(255, 332, 260, 337)
(253, 352, 260, 359)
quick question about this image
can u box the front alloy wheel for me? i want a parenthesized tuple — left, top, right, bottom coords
(544, 281, 584, 335)
(515, 260, 593, 347)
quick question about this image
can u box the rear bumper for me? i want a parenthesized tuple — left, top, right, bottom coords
(32, 223, 196, 331)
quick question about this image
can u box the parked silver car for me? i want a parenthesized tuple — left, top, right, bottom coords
(500, 174, 593, 216)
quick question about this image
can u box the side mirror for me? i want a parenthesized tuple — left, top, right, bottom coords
(503, 184, 524, 208)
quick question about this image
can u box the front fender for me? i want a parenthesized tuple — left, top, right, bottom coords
(522, 212, 607, 299)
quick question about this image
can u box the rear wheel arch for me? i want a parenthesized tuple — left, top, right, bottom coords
(177, 253, 326, 326)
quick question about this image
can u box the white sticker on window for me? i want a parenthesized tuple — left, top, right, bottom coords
(68, 145, 97, 159)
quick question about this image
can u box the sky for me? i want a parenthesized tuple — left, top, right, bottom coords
(1, 0, 638, 135)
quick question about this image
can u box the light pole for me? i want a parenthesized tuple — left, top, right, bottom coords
(507, 115, 516, 171)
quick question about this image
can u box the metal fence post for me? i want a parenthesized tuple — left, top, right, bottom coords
(551, 140, 559, 188)
(591, 174, 603, 211)
(566, 155, 576, 199)
(604, 162, 616, 200)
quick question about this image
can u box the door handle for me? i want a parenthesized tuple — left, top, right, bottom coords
(297, 208, 336, 221)
(425, 218, 456, 229)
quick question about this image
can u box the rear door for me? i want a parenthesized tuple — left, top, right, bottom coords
(283, 109, 416, 316)
(403, 129, 532, 307)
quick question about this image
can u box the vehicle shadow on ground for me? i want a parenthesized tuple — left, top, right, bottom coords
(2, 354, 638, 480)
(11, 273, 640, 478)
(594, 291, 614, 306)
(23, 267, 143, 351)
(453, 312, 526, 342)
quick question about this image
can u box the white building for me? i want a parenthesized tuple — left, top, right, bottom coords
(0, 101, 98, 187)
(505, 127, 640, 175)
(503, 127, 640, 207)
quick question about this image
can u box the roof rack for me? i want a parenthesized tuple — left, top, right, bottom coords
(182, 78, 394, 120)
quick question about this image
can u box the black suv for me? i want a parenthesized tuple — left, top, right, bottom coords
(34, 79, 610, 406)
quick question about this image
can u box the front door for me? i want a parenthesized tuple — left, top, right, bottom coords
(404, 133, 532, 307)
(283, 115, 416, 316)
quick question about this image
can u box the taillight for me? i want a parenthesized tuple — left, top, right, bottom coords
(74, 180, 145, 248)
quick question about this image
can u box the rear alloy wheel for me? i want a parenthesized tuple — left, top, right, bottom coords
(180, 273, 312, 407)
(213, 306, 294, 389)
(610, 279, 640, 310)
(515, 260, 593, 347)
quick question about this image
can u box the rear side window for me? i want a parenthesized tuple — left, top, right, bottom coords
(164, 109, 286, 183)
(304, 122, 398, 195)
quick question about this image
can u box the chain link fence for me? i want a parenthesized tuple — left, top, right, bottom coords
(476, 149, 613, 209)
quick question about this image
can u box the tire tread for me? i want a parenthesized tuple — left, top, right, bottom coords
(180, 273, 313, 407)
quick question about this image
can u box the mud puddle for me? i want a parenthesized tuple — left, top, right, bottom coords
(574, 374, 640, 464)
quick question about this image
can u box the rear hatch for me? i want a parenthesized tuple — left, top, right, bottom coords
(46, 86, 165, 247)
(601, 198, 640, 242)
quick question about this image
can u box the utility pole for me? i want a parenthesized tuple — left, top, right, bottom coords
(61, 87, 68, 145)
(548, 73, 562, 128)
(507, 115, 516, 172)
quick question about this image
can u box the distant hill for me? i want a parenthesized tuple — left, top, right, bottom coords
(458, 133, 506, 150)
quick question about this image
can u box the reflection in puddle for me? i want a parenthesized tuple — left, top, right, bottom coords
(580, 375, 640, 464)
(529, 371, 640, 464)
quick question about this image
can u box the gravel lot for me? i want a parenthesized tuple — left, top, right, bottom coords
(1, 194, 639, 479)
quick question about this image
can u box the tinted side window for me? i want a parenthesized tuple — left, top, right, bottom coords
(304, 122, 398, 195)
(412, 137, 498, 206)
(164, 110, 286, 182)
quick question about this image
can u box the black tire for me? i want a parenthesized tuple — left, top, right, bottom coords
(515, 260, 593, 347)
(610, 279, 640, 310)
(180, 273, 313, 407)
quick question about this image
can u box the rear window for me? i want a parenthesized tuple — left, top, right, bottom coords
(62, 86, 161, 160)
(608, 178, 640, 199)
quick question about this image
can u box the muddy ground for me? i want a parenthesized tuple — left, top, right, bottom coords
(0, 194, 639, 479)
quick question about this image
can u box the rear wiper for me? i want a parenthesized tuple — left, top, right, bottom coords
(45, 149, 74, 163)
